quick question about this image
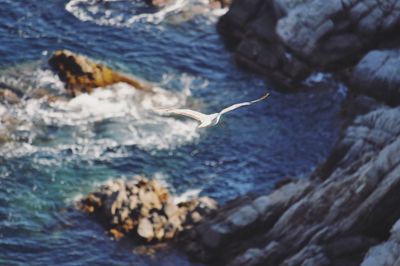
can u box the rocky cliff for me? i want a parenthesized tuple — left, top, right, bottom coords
(218, 0, 400, 89)
(180, 99, 400, 265)
(175, 1, 400, 264)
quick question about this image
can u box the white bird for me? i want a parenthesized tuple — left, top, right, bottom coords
(163, 92, 270, 128)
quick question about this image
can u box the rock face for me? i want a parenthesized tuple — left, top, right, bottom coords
(78, 176, 217, 242)
(49, 50, 151, 96)
(181, 105, 400, 265)
(351, 49, 400, 105)
(361, 218, 400, 266)
(218, 0, 400, 87)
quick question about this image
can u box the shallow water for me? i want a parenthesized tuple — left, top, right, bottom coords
(0, 0, 345, 265)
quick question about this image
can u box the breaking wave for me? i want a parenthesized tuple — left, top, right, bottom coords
(0, 67, 203, 159)
(65, 0, 227, 27)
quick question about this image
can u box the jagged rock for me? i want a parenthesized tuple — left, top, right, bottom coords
(78, 176, 218, 242)
(218, 0, 400, 87)
(49, 50, 152, 96)
(351, 49, 400, 105)
(181, 105, 400, 265)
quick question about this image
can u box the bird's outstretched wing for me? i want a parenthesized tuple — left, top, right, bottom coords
(219, 92, 270, 115)
(165, 108, 209, 123)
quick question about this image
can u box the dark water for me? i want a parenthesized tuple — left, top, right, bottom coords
(0, 0, 345, 265)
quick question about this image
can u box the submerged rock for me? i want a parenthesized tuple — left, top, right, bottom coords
(78, 176, 217, 242)
(180, 105, 400, 265)
(218, 0, 400, 87)
(49, 50, 152, 96)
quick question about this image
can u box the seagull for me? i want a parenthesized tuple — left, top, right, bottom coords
(163, 92, 270, 128)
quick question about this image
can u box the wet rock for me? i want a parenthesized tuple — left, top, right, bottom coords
(49, 50, 152, 96)
(209, 0, 232, 9)
(351, 49, 400, 105)
(78, 176, 218, 242)
(144, 0, 167, 8)
(181, 105, 400, 265)
(0, 89, 20, 105)
(110, 228, 124, 240)
(218, 0, 400, 87)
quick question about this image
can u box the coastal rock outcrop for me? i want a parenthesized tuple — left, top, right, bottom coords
(180, 105, 400, 265)
(49, 50, 151, 96)
(218, 0, 400, 87)
(78, 176, 217, 242)
(351, 49, 400, 105)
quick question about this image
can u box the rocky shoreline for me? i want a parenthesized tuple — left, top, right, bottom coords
(179, 102, 400, 265)
(171, 1, 400, 265)
(2, 1, 400, 264)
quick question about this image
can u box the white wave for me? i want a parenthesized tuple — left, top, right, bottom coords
(0, 104, 6, 116)
(65, 0, 226, 27)
(32, 69, 65, 94)
(66, 0, 188, 26)
(173, 188, 202, 204)
(1, 81, 200, 158)
(303, 72, 333, 85)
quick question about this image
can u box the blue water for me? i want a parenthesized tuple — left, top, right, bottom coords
(0, 0, 344, 265)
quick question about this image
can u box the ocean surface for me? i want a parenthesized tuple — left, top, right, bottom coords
(0, 0, 345, 265)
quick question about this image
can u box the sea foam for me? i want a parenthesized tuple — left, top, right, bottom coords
(65, 0, 227, 27)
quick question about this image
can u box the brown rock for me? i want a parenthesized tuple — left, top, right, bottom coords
(149, 180, 169, 203)
(110, 228, 124, 240)
(0, 89, 20, 104)
(209, 0, 232, 9)
(122, 218, 136, 232)
(191, 211, 202, 223)
(138, 218, 154, 241)
(78, 176, 218, 243)
(49, 50, 152, 96)
(127, 195, 139, 210)
(139, 189, 162, 211)
(145, 0, 172, 8)
(164, 201, 180, 220)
